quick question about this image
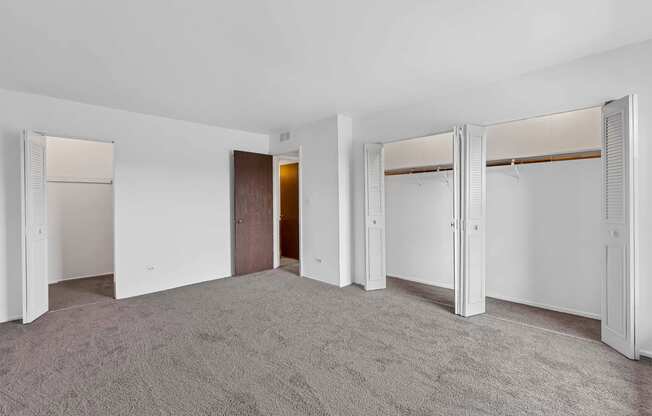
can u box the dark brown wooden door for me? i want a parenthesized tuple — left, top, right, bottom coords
(280, 163, 299, 259)
(234, 150, 273, 275)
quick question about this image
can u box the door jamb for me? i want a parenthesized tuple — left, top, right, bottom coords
(272, 146, 303, 276)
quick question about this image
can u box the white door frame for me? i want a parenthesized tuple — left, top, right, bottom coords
(21, 131, 117, 322)
(272, 146, 303, 276)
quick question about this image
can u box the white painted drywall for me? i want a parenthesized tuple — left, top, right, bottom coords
(487, 106, 601, 159)
(47, 137, 114, 180)
(385, 132, 454, 171)
(337, 115, 353, 287)
(487, 160, 602, 318)
(353, 40, 652, 355)
(385, 171, 454, 289)
(47, 183, 114, 282)
(0, 88, 268, 322)
(269, 115, 352, 287)
(47, 137, 114, 283)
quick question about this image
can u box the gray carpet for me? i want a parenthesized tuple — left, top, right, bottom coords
(1, 268, 650, 416)
(48, 275, 115, 311)
(280, 257, 300, 276)
(388, 278, 601, 341)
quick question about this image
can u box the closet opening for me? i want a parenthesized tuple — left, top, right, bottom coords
(484, 107, 602, 340)
(21, 131, 116, 323)
(382, 131, 456, 311)
(365, 97, 637, 358)
(46, 136, 115, 311)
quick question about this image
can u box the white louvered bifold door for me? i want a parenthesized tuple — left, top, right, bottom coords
(454, 125, 486, 317)
(601, 96, 638, 359)
(364, 143, 386, 290)
(22, 130, 49, 324)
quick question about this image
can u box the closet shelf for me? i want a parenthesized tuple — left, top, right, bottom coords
(47, 177, 113, 184)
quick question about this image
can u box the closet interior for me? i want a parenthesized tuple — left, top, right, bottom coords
(384, 107, 602, 339)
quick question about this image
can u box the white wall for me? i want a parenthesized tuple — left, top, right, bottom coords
(385, 159, 602, 318)
(269, 115, 352, 287)
(48, 183, 114, 282)
(487, 160, 602, 318)
(47, 137, 114, 283)
(47, 137, 114, 180)
(353, 40, 652, 355)
(487, 106, 601, 159)
(337, 115, 353, 286)
(385, 132, 454, 171)
(385, 171, 454, 289)
(0, 88, 268, 322)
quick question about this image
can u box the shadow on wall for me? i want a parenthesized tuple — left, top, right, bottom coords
(1, 128, 23, 320)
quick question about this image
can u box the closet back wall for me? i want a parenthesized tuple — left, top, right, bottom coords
(385, 158, 602, 318)
(47, 137, 114, 283)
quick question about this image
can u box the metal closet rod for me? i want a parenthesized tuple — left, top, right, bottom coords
(385, 149, 602, 176)
(47, 177, 113, 184)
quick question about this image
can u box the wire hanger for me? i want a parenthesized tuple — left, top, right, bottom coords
(505, 159, 520, 182)
(437, 166, 450, 188)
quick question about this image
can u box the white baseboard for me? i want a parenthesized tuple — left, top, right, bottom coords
(487, 293, 601, 320)
(49, 271, 114, 284)
(387, 274, 454, 290)
(0, 314, 22, 323)
(302, 272, 343, 288)
(387, 275, 599, 320)
(639, 349, 652, 360)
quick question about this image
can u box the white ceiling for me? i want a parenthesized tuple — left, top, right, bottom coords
(1, 1, 651, 133)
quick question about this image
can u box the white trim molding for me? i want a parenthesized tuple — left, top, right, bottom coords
(48, 272, 114, 285)
(486, 293, 600, 320)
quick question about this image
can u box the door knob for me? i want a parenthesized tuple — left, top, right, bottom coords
(237, 219, 244, 224)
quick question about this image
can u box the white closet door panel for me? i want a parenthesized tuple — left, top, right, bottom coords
(22, 130, 49, 324)
(455, 125, 486, 317)
(365, 143, 386, 290)
(601, 96, 637, 359)
(453, 129, 462, 314)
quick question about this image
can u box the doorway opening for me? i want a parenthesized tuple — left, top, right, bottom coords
(21, 132, 116, 323)
(232, 148, 302, 278)
(278, 155, 300, 275)
(274, 150, 301, 276)
(383, 132, 455, 312)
